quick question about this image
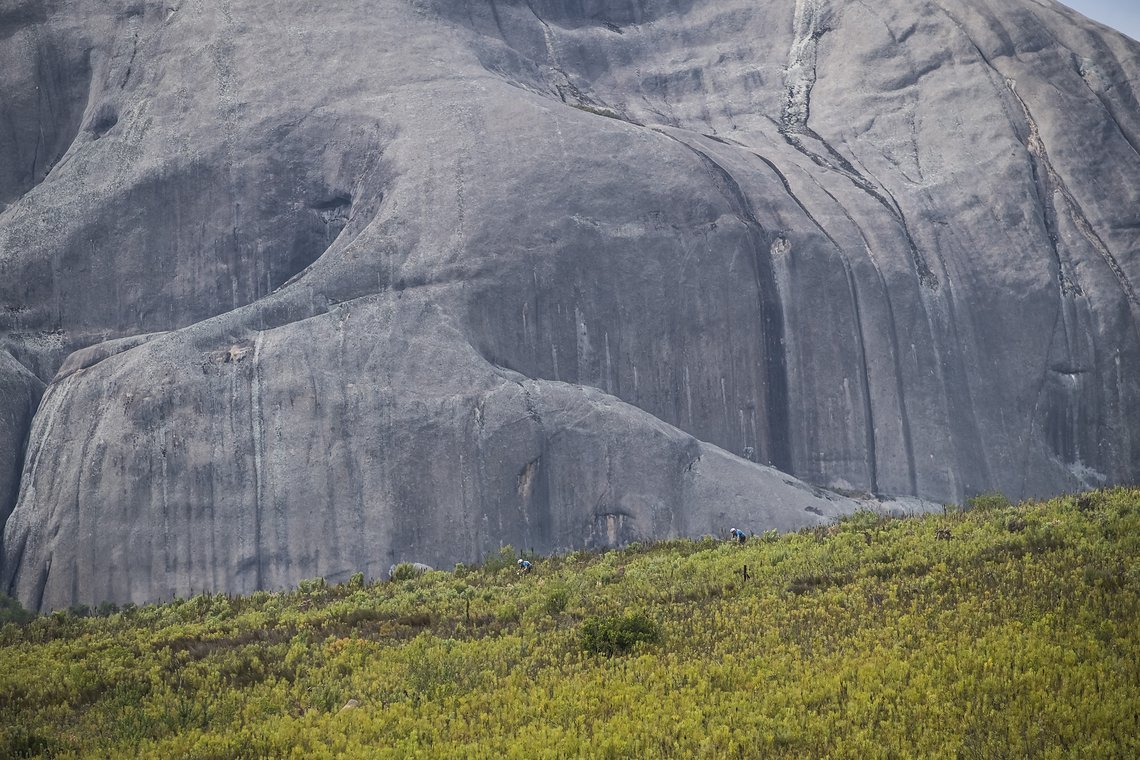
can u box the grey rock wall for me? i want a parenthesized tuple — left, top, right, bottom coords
(1, 0, 1137, 609)
(0, 351, 43, 532)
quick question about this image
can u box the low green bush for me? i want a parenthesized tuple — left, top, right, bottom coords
(389, 564, 422, 582)
(480, 545, 517, 573)
(543, 585, 571, 616)
(0, 592, 33, 625)
(580, 611, 661, 655)
(967, 491, 1012, 511)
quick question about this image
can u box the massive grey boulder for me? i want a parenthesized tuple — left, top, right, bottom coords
(1, 290, 879, 607)
(1, 0, 1138, 609)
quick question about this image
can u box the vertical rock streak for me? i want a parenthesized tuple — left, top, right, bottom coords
(1003, 70, 1136, 485)
(1008, 78, 1137, 307)
(937, 3, 1138, 315)
(249, 330, 265, 589)
(1074, 52, 1140, 166)
(750, 150, 879, 492)
(663, 133, 793, 471)
(525, 0, 587, 105)
(781, 0, 938, 290)
(805, 174, 920, 494)
(2, 372, 75, 607)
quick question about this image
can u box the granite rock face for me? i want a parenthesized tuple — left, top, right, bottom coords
(1, 0, 1138, 609)
(0, 351, 42, 533)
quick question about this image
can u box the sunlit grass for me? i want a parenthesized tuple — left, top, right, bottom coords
(1, 488, 1138, 757)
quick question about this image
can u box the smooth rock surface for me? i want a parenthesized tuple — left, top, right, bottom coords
(0, 351, 43, 532)
(1, 0, 1138, 609)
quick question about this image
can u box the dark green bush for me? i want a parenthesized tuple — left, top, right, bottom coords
(0, 725, 60, 758)
(967, 492, 1012, 512)
(543, 585, 570, 616)
(0, 593, 34, 625)
(389, 564, 422, 582)
(839, 508, 890, 532)
(480, 545, 517, 573)
(296, 577, 327, 594)
(580, 612, 660, 656)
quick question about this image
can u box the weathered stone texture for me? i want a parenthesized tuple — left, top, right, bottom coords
(1, 0, 1137, 609)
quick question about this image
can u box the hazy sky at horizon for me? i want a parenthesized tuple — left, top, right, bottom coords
(1061, 1, 1140, 42)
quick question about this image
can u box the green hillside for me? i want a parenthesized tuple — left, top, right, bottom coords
(2, 489, 1139, 758)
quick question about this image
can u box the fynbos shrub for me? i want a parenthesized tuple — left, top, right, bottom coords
(967, 492, 1012, 512)
(580, 612, 660, 656)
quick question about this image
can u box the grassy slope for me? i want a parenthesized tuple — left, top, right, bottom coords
(1, 489, 1139, 758)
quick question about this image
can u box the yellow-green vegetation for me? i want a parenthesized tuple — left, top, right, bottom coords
(2, 488, 1139, 758)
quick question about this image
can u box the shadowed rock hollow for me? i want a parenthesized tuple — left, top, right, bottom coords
(1, 0, 1138, 610)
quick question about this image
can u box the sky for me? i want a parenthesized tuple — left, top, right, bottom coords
(1061, 1, 1140, 42)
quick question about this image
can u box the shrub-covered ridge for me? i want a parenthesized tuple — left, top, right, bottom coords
(1, 488, 1138, 758)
